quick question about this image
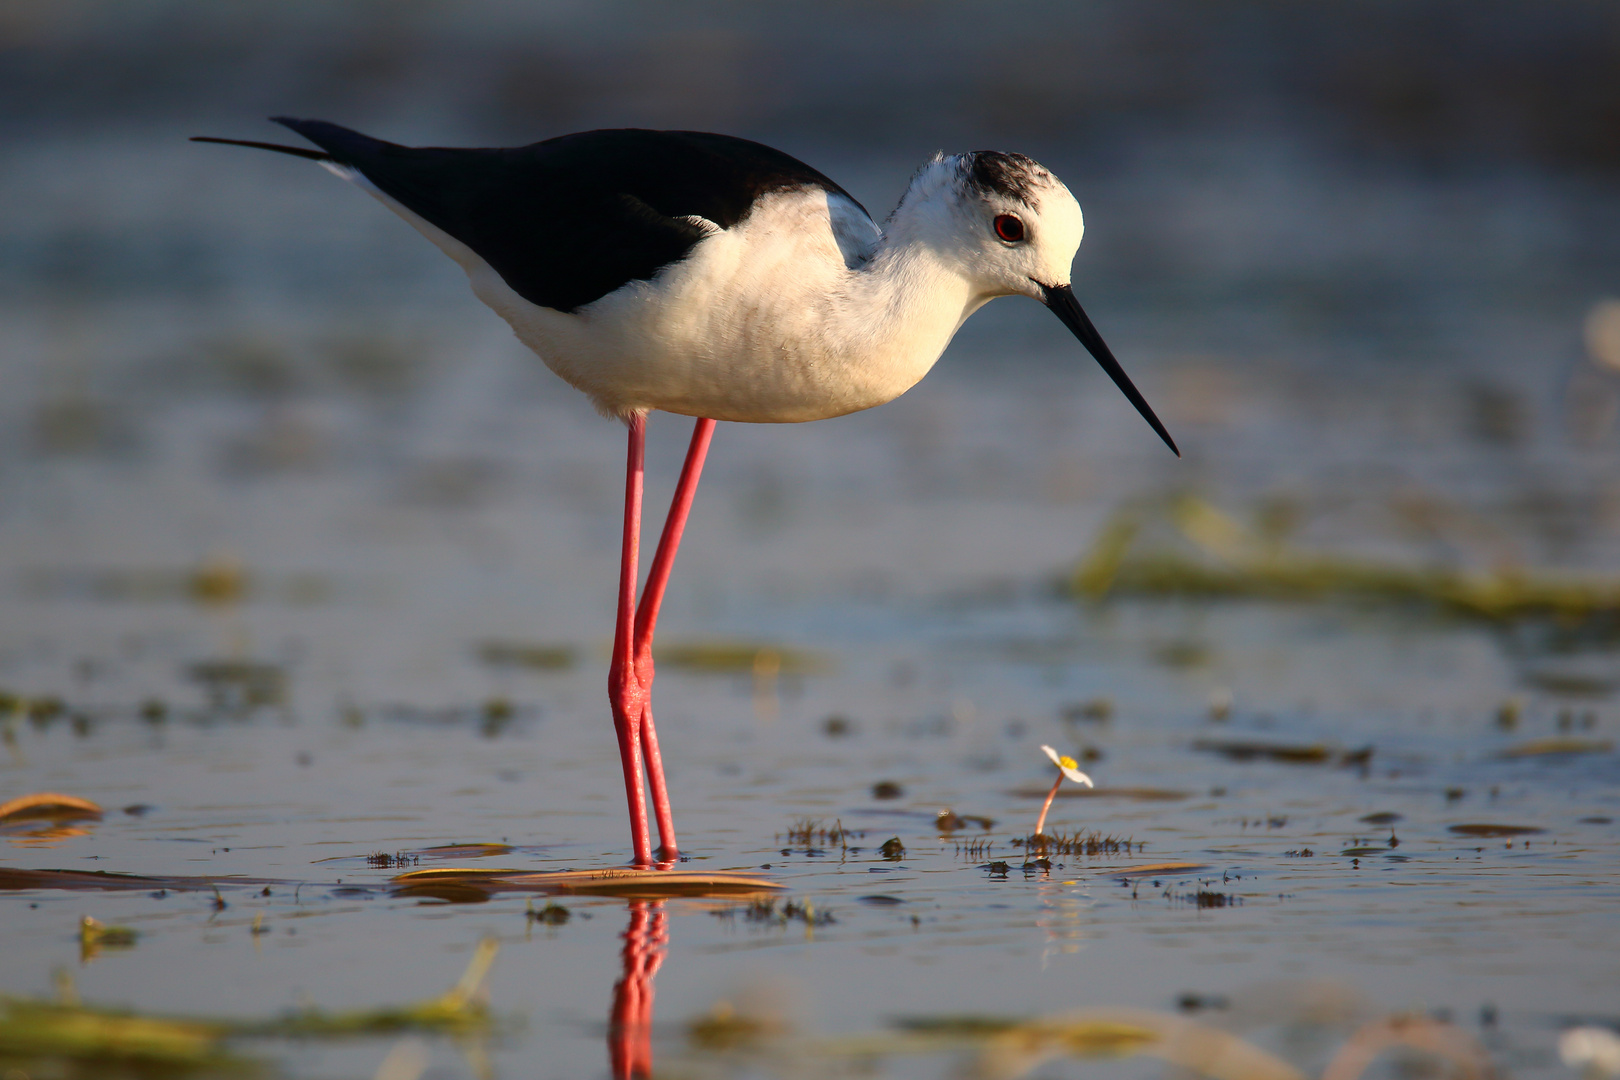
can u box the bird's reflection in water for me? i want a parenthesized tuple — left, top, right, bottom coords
(608, 900, 668, 1079)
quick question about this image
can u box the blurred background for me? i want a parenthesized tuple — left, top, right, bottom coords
(3, 1, 1618, 606)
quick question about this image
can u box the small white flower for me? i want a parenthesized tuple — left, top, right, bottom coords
(1561, 1026, 1620, 1077)
(1041, 744, 1094, 787)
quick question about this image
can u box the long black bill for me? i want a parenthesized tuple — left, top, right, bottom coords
(1041, 283, 1179, 457)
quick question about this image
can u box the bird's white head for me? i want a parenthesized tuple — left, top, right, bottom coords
(891, 150, 1179, 456)
(896, 150, 1083, 303)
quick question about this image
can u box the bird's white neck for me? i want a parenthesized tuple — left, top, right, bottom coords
(810, 180, 996, 410)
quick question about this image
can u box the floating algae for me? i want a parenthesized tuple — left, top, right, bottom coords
(1071, 495, 1620, 625)
(674, 1002, 1496, 1080)
(0, 995, 247, 1077)
(0, 941, 500, 1076)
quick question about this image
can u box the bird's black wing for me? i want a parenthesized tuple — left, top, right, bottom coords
(266, 119, 865, 313)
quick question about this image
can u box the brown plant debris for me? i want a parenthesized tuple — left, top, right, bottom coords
(1448, 824, 1545, 837)
(0, 792, 103, 823)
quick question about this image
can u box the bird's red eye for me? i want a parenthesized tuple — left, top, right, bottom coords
(993, 214, 1025, 243)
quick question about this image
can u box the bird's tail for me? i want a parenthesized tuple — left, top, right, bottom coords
(189, 135, 331, 161)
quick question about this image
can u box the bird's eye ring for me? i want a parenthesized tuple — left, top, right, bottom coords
(993, 214, 1025, 243)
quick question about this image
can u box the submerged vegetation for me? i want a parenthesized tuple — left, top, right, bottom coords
(1073, 495, 1620, 628)
(0, 939, 501, 1077)
(675, 1003, 1497, 1080)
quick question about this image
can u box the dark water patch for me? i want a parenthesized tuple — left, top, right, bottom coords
(1359, 812, 1402, 824)
(656, 641, 830, 675)
(781, 819, 856, 851)
(1062, 697, 1114, 723)
(858, 895, 905, 905)
(360, 699, 536, 737)
(1449, 824, 1546, 837)
(473, 640, 577, 672)
(21, 563, 331, 606)
(1175, 992, 1229, 1012)
(185, 660, 288, 711)
(934, 810, 993, 833)
(1193, 739, 1372, 766)
(1521, 668, 1616, 698)
(527, 900, 570, 925)
(711, 897, 834, 929)
(1015, 831, 1136, 857)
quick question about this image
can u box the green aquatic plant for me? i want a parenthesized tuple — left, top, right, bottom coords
(675, 1002, 1496, 1080)
(0, 938, 504, 1077)
(257, 937, 500, 1037)
(79, 916, 139, 962)
(1072, 495, 1620, 626)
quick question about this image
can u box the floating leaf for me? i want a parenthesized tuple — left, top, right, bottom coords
(391, 866, 783, 902)
(0, 793, 103, 823)
(1106, 862, 1209, 877)
(0, 867, 278, 893)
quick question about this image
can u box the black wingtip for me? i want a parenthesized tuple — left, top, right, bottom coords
(190, 135, 330, 162)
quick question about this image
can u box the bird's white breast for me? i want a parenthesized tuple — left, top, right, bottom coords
(350, 173, 975, 423)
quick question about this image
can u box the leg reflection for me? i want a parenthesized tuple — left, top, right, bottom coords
(608, 900, 668, 1079)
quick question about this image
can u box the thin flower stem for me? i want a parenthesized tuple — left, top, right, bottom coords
(1033, 772, 1063, 837)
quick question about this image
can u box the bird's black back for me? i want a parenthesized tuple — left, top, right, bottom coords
(272, 119, 864, 313)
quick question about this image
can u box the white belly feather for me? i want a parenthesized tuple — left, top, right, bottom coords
(337, 170, 976, 423)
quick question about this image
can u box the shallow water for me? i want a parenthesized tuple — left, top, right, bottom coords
(4, 6, 1620, 1077)
(4, 331, 1618, 1077)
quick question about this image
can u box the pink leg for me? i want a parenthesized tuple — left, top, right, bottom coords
(609, 414, 654, 867)
(631, 418, 717, 861)
(608, 900, 669, 1078)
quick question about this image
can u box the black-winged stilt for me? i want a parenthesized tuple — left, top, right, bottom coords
(194, 120, 1178, 868)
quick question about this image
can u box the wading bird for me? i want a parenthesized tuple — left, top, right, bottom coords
(195, 120, 1178, 868)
